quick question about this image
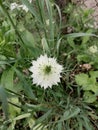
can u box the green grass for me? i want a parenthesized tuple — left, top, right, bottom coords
(0, 0, 98, 130)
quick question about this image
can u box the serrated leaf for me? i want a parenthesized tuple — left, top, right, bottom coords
(84, 79, 98, 92)
(75, 73, 98, 92)
(89, 71, 98, 79)
(83, 91, 97, 103)
(75, 73, 89, 86)
(77, 54, 90, 62)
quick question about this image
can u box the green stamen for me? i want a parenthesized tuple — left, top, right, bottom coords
(44, 65, 51, 74)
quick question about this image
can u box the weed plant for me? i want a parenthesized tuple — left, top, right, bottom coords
(0, 0, 98, 130)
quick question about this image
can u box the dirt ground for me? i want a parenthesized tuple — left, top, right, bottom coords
(84, 0, 98, 19)
(75, 0, 98, 27)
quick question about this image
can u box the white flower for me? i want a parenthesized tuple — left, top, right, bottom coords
(46, 19, 55, 26)
(10, 0, 32, 12)
(89, 45, 97, 53)
(10, 2, 18, 10)
(19, 5, 29, 12)
(29, 0, 32, 3)
(29, 55, 63, 89)
(20, 0, 32, 12)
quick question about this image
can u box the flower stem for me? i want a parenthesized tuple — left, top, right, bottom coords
(0, 1, 25, 49)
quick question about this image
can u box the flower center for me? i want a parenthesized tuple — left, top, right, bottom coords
(44, 65, 51, 74)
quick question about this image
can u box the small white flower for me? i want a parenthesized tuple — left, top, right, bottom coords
(89, 45, 97, 53)
(10, 2, 18, 10)
(46, 19, 55, 26)
(20, 0, 32, 12)
(29, 0, 32, 3)
(29, 55, 63, 89)
(19, 5, 29, 12)
(10, 0, 32, 12)
(84, 23, 94, 28)
(46, 19, 50, 26)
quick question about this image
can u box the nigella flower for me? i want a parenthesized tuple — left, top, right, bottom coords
(29, 55, 63, 89)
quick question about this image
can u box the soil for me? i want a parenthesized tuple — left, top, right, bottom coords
(77, 0, 98, 27)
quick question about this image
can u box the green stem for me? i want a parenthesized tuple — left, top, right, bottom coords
(36, 0, 48, 42)
(0, 1, 25, 48)
(8, 101, 21, 109)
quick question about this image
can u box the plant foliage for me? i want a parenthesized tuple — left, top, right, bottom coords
(0, 0, 98, 130)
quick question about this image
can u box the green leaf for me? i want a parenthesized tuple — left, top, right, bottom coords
(7, 120, 16, 130)
(67, 37, 75, 48)
(60, 107, 80, 121)
(54, 3, 62, 30)
(28, 117, 48, 130)
(85, 78, 98, 92)
(75, 72, 98, 93)
(77, 54, 90, 62)
(25, 103, 47, 111)
(21, 30, 35, 48)
(75, 73, 89, 86)
(77, 118, 83, 130)
(89, 71, 98, 79)
(81, 115, 93, 130)
(83, 91, 97, 103)
(1, 67, 14, 90)
(9, 97, 21, 118)
(33, 123, 46, 130)
(75, 73, 98, 92)
(56, 38, 62, 57)
(45, 0, 54, 43)
(13, 68, 36, 99)
(21, 0, 41, 24)
(65, 33, 98, 38)
(41, 37, 50, 54)
(0, 86, 9, 119)
(33, 109, 52, 127)
(82, 29, 93, 44)
(57, 122, 62, 130)
(21, 29, 41, 57)
(13, 113, 31, 121)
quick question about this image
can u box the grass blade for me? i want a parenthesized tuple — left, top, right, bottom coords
(0, 86, 9, 120)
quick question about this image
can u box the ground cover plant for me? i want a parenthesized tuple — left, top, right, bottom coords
(0, 0, 98, 130)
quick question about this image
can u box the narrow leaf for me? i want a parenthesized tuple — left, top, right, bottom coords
(65, 33, 98, 38)
(42, 37, 50, 54)
(0, 86, 9, 119)
(33, 109, 52, 127)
